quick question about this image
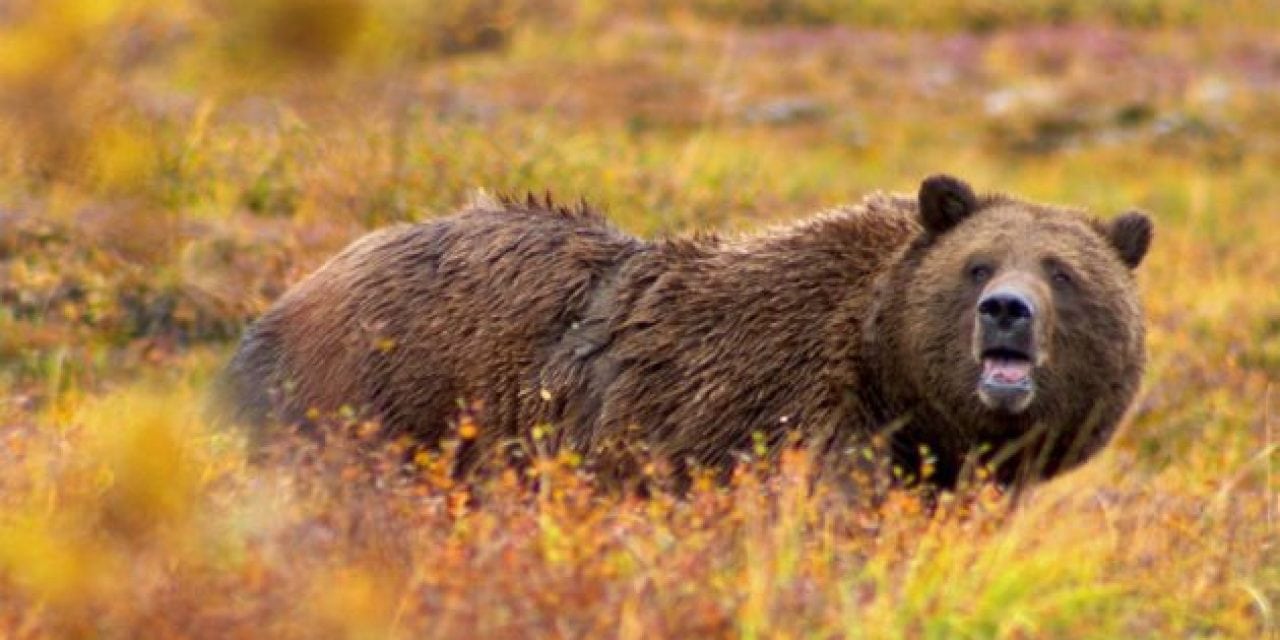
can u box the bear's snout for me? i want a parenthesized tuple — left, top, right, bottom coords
(973, 278, 1050, 415)
(977, 288, 1036, 355)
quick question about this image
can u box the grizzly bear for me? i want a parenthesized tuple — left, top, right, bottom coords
(218, 175, 1153, 488)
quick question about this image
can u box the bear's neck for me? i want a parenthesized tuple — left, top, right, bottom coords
(766, 213, 985, 488)
(854, 235, 976, 488)
(737, 207, 928, 431)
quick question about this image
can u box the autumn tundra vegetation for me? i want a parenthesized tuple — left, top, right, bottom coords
(0, 1, 1278, 637)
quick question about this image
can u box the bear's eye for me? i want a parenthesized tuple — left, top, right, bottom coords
(969, 264, 993, 284)
(1048, 265, 1075, 288)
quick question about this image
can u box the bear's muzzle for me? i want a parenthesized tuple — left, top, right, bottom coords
(974, 278, 1049, 414)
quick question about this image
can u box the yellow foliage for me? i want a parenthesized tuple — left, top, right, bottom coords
(87, 124, 163, 195)
(0, 519, 105, 607)
(309, 567, 399, 639)
(87, 396, 201, 534)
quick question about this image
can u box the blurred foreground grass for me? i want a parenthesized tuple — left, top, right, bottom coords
(1, 1, 1279, 637)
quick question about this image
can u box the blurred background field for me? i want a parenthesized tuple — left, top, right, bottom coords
(1, 0, 1278, 637)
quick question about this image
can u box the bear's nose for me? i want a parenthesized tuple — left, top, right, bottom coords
(978, 289, 1035, 332)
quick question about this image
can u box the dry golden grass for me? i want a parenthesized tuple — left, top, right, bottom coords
(1, 1, 1278, 637)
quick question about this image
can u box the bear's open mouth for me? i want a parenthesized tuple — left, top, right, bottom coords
(977, 347, 1035, 413)
(981, 347, 1033, 384)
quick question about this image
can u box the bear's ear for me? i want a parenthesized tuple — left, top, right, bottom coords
(918, 174, 979, 236)
(1106, 211, 1153, 269)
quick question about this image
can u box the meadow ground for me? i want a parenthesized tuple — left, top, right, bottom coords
(1, 1, 1279, 637)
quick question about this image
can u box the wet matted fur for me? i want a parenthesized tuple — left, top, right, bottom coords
(218, 176, 1153, 488)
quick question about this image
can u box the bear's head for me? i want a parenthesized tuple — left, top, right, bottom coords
(867, 175, 1153, 487)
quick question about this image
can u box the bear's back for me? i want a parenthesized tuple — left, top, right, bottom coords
(220, 199, 646, 444)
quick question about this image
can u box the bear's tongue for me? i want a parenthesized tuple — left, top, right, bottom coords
(983, 357, 1032, 384)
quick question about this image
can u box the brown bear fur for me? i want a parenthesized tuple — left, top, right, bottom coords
(219, 176, 1153, 488)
